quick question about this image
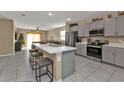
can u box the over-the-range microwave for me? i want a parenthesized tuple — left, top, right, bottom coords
(89, 28, 104, 36)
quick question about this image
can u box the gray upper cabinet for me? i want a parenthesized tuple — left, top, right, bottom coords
(90, 20, 104, 30)
(78, 23, 89, 37)
(104, 17, 117, 36)
(117, 15, 124, 36)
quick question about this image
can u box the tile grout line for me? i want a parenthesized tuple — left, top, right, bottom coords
(82, 64, 103, 81)
(107, 68, 116, 82)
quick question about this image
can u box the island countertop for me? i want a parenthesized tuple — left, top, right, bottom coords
(33, 44, 76, 54)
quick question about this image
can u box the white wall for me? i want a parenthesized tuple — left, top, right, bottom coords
(47, 26, 65, 41)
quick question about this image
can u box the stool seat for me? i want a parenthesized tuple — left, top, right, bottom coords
(29, 49, 38, 53)
(35, 57, 54, 82)
(31, 52, 43, 57)
(36, 57, 53, 67)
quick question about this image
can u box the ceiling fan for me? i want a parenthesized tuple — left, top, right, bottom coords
(36, 27, 39, 32)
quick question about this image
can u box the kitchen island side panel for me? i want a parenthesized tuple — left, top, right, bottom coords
(62, 51, 75, 79)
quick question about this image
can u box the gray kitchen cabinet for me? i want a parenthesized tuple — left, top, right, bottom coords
(115, 48, 124, 67)
(90, 20, 104, 30)
(102, 46, 115, 64)
(80, 44, 87, 56)
(75, 43, 81, 55)
(97, 20, 105, 29)
(104, 17, 117, 36)
(90, 21, 97, 30)
(76, 43, 87, 56)
(117, 15, 124, 36)
(78, 23, 89, 37)
(102, 46, 124, 67)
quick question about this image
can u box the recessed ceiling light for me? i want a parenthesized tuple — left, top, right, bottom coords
(48, 12, 52, 16)
(67, 18, 71, 21)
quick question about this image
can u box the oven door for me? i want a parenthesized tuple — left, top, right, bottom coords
(87, 46, 102, 59)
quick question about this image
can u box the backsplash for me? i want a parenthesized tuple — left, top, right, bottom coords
(81, 36, 124, 44)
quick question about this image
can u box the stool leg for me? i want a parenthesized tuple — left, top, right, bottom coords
(35, 64, 38, 82)
(39, 67, 41, 82)
(51, 63, 53, 81)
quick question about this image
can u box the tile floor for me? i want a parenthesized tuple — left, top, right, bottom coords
(0, 50, 124, 82)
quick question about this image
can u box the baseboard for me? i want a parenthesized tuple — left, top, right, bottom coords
(0, 53, 15, 57)
(55, 79, 63, 82)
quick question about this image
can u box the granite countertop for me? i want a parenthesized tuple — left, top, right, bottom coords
(102, 43, 124, 48)
(76, 42, 87, 44)
(33, 44, 76, 54)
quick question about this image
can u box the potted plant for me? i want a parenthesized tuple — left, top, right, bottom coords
(18, 33, 26, 48)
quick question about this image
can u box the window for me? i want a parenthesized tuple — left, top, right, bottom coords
(27, 33, 40, 49)
(60, 30, 66, 41)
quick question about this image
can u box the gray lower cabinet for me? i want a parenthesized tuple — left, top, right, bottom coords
(76, 43, 87, 56)
(102, 46, 124, 67)
(75, 43, 81, 55)
(104, 17, 117, 36)
(80, 44, 87, 56)
(115, 48, 124, 67)
(102, 46, 115, 64)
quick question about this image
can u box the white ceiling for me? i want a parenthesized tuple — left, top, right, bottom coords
(0, 11, 117, 31)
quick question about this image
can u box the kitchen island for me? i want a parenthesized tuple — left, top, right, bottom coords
(33, 44, 76, 81)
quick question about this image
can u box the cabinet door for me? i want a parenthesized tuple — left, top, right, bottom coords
(97, 20, 104, 29)
(83, 23, 89, 36)
(90, 22, 97, 30)
(90, 20, 104, 30)
(78, 23, 83, 36)
(117, 16, 124, 36)
(78, 23, 89, 37)
(104, 17, 117, 36)
(102, 46, 115, 64)
(115, 48, 124, 67)
(80, 44, 87, 56)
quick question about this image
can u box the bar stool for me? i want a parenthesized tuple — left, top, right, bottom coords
(29, 49, 38, 53)
(35, 57, 53, 82)
(31, 52, 43, 70)
(29, 49, 38, 63)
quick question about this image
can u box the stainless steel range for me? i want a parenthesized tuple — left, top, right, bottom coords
(87, 42, 106, 60)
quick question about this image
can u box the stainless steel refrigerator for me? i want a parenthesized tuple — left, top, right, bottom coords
(65, 31, 78, 47)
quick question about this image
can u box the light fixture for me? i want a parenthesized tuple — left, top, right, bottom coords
(36, 27, 39, 32)
(48, 12, 52, 16)
(67, 18, 71, 21)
